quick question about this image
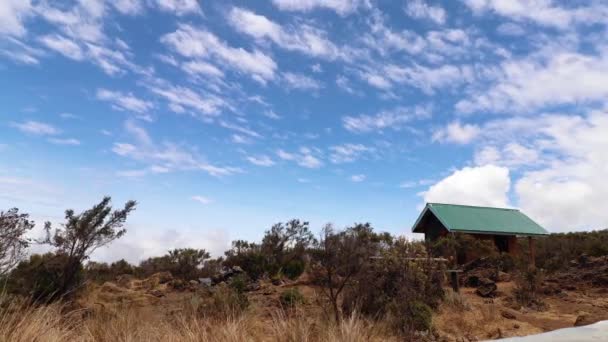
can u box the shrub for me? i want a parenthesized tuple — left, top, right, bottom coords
(204, 284, 249, 319)
(513, 267, 546, 310)
(280, 288, 305, 308)
(7, 253, 82, 303)
(229, 274, 248, 294)
(406, 300, 433, 332)
(282, 259, 306, 280)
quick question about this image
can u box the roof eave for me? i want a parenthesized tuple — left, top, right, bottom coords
(412, 203, 453, 233)
(449, 228, 549, 236)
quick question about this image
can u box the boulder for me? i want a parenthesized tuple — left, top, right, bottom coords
(497, 271, 511, 282)
(500, 309, 517, 320)
(149, 289, 165, 298)
(199, 277, 213, 286)
(475, 278, 497, 297)
(116, 274, 135, 288)
(151, 272, 173, 284)
(574, 312, 601, 327)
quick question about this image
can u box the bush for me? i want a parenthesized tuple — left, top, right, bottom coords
(513, 267, 545, 310)
(229, 274, 248, 294)
(531, 230, 608, 272)
(7, 253, 82, 303)
(280, 288, 304, 308)
(405, 300, 433, 332)
(282, 259, 306, 280)
(202, 284, 249, 319)
(336, 237, 443, 337)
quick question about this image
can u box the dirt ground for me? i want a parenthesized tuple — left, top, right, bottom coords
(78, 272, 608, 341)
(434, 282, 608, 341)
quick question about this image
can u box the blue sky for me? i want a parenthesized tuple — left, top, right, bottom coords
(2, 0, 608, 262)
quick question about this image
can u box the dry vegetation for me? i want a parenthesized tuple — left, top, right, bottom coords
(2, 198, 608, 341)
(0, 293, 401, 342)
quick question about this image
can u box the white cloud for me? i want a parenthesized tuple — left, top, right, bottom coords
(350, 174, 366, 182)
(0, 0, 33, 37)
(343, 105, 432, 133)
(0, 37, 44, 65)
(457, 49, 608, 114)
(329, 143, 372, 163)
(282, 72, 322, 90)
(246, 155, 275, 167)
(96, 88, 154, 114)
(436, 109, 608, 232)
(231, 134, 251, 144)
(512, 112, 608, 231)
(154, 0, 201, 15)
(112, 0, 144, 15)
(405, 0, 446, 25)
(181, 60, 224, 78)
(219, 121, 261, 138)
(91, 226, 230, 263)
(276, 148, 323, 169)
(38, 34, 84, 60)
(496, 22, 525, 36)
(263, 110, 281, 120)
(59, 112, 78, 119)
(400, 179, 434, 188)
(474, 143, 539, 168)
(463, 0, 608, 29)
(161, 24, 277, 83)
(11, 120, 60, 135)
(432, 121, 480, 144)
(191, 195, 212, 205)
(228, 7, 341, 60)
(112, 121, 242, 177)
(365, 63, 472, 93)
(147, 81, 227, 116)
(271, 0, 369, 15)
(48, 138, 81, 146)
(422, 165, 511, 208)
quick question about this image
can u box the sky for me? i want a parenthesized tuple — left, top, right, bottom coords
(1, 0, 608, 263)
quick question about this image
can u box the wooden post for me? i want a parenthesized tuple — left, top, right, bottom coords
(528, 236, 536, 270)
(450, 271, 459, 293)
(446, 270, 462, 293)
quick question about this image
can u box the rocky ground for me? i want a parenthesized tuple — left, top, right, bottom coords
(76, 259, 608, 341)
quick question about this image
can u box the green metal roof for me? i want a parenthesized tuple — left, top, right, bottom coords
(412, 203, 549, 236)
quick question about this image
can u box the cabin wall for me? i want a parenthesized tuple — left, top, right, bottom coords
(421, 213, 450, 241)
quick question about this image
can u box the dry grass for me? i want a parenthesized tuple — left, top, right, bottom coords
(0, 295, 400, 342)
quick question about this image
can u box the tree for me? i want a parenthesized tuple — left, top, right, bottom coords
(310, 223, 388, 322)
(261, 219, 315, 276)
(0, 208, 35, 276)
(167, 248, 210, 280)
(42, 196, 136, 300)
(224, 240, 266, 280)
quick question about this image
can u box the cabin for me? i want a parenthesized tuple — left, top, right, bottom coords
(412, 203, 549, 264)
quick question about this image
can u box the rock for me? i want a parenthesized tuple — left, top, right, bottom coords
(116, 274, 134, 288)
(246, 282, 261, 292)
(541, 283, 562, 295)
(199, 277, 213, 286)
(149, 289, 165, 298)
(232, 266, 244, 273)
(476, 278, 497, 298)
(513, 324, 520, 329)
(501, 309, 517, 320)
(574, 312, 601, 327)
(497, 271, 511, 282)
(169, 279, 186, 290)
